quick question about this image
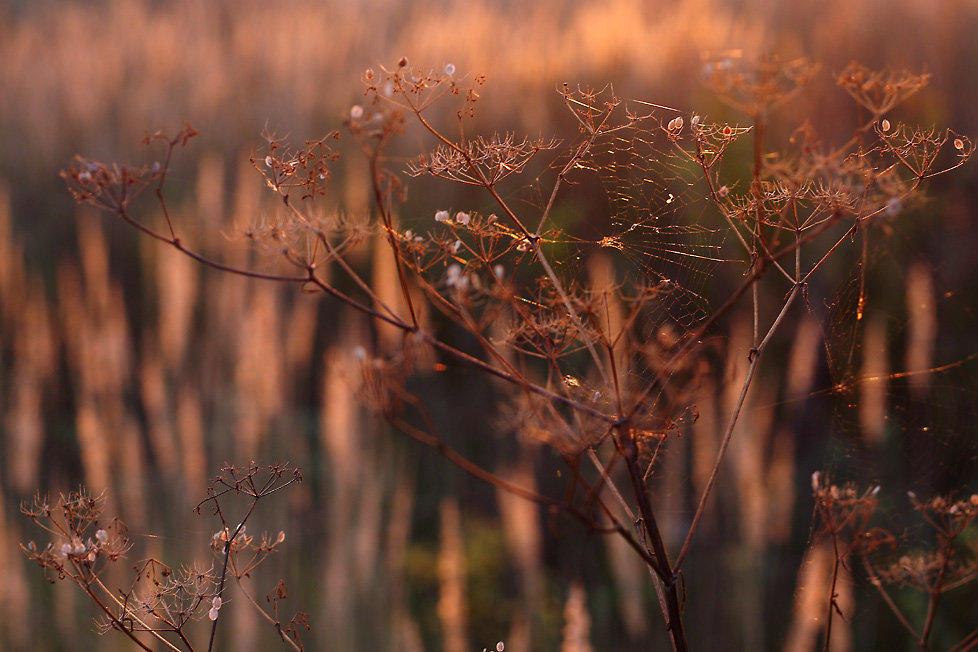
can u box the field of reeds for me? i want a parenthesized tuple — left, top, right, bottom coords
(3, 1, 978, 650)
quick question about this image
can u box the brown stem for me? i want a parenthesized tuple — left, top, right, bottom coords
(88, 574, 186, 652)
(919, 534, 957, 649)
(949, 627, 978, 652)
(860, 555, 919, 640)
(823, 533, 841, 652)
(207, 500, 262, 652)
(369, 146, 420, 329)
(618, 427, 688, 652)
(234, 582, 303, 651)
(385, 411, 658, 569)
(674, 283, 801, 571)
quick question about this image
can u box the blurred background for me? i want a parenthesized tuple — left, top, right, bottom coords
(2, 0, 978, 649)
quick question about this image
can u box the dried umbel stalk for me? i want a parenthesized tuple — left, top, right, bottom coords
(874, 492, 978, 592)
(408, 133, 560, 186)
(837, 61, 931, 116)
(57, 55, 972, 652)
(810, 474, 978, 651)
(21, 491, 131, 579)
(253, 130, 341, 200)
(702, 53, 820, 117)
(21, 464, 306, 652)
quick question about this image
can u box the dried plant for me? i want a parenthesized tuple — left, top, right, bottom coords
(810, 473, 978, 651)
(21, 463, 305, 651)
(57, 55, 973, 651)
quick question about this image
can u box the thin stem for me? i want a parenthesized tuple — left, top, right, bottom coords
(385, 411, 657, 568)
(87, 594, 159, 651)
(369, 147, 420, 328)
(234, 583, 303, 651)
(89, 575, 183, 652)
(117, 209, 308, 283)
(586, 447, 637, 524)
(949, 628, 978, 652)
(618, 427, 687, 652)
(822, 533, 842, 652)
(860, 555, 919, 640)
(753, 273, 760, 345)
(207, 501, 260, 652)
(532, 101, 625, 236)
(674, 283, 801, 571)
(919, 534, 957, 649)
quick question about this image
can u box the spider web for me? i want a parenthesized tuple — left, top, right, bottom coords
(772, 205, 978, 638)
(552, 107, 978, 616)
(574, 115, 978, 490)
(520, 113, 746, 457)
(546, 115, 738, 331)
(817, 226, 978, 496)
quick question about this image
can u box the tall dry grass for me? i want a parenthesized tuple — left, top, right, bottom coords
(4, 0, 977, 196)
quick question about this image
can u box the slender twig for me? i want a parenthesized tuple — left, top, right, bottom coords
(233, 583, 303, 651)
(207, 500, 261, 652)
(90, 575, 184, 652)
(823, 532, 842, 652)
(919, 533, 957, 649)
(674, 283, 801, 572)
(949, 627, 978, 652)
(618, 426, 687, 652)
(859, 555, 919, 639)
(369, 144, 420, 328)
